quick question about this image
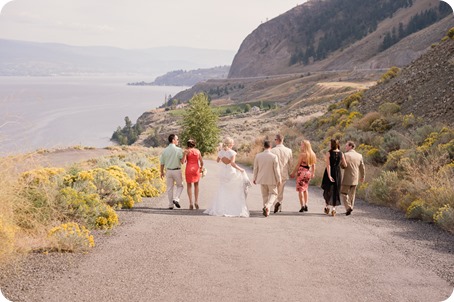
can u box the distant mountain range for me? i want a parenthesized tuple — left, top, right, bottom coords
(0, 39, 236, 77)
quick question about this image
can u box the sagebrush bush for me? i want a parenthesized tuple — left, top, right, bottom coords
(434, 205, 454, 233)
(16, 168, 66, 229)
(378, 66, 400, 84)
(48, 222, 95, 252)
(57, 187, 118, 230)
(366, 171, 404, 206)
(356, 112, 381, 131)
(379, 102, 401, 115)
(448, 27, 454, 39)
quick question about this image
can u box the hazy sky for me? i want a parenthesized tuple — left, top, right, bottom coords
(0, 0, 304, 50)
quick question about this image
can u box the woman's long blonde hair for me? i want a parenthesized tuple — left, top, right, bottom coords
(302, 140, 317, 166)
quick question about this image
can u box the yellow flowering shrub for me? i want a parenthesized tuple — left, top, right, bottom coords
(406, 199, 425, 220)
(48, 222, 95, 252)
(434, 205, 454, 233)
(21, 168, 65, 186)
(17, 168, 65, 229)
(107, 166, 142, 208)
(57, 187, 118, 230)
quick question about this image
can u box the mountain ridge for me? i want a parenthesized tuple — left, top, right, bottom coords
(228, 0, 453, 78)
(0, 39, 235, 77)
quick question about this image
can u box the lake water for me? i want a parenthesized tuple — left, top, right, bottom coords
(0, 76, 186, 156)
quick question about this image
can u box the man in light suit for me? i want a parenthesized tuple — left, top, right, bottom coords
(253, 140, 282, 217)
(271, 134, 293, 213)
(340, 141, 365, 216)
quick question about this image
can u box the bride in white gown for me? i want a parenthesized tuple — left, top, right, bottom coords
(204, 137, 251, 217)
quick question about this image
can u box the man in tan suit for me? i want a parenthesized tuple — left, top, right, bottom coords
(340, 141, 365, 216)
(271, 134, 293, 213)
(253, 140, 282, 217)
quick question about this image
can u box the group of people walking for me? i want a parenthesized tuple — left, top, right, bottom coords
(159, 133, 365, 218)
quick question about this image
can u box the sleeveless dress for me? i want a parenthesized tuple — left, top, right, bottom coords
(296, 162, 312, 192)
(321, 150, 342, 206)
(204, 149, 250, 217)
(185, 148, 201, 183)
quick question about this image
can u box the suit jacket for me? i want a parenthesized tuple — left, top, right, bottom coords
(271, 144, 293, 181)
(253, 150, 282, 185)
(341, 150, 365, 186)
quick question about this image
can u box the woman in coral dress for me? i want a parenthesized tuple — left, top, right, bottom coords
(290, 140, 317, 213)
(182, 139, 204, 210)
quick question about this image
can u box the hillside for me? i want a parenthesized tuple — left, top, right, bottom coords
(228, 0, 453, 78)
(150, 66, 230, 86)
(359, 35, 454, 125)
(0, 39, 235, 76)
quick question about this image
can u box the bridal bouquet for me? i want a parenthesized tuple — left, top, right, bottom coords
(201, 167, 207, 178)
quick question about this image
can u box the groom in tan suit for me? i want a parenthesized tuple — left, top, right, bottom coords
(271, 134, 293, 213)
(340, 141, 365, 216)
(253, 140, 282, 217)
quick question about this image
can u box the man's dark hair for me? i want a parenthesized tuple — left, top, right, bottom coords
(168, 134, 176, 143)
(264, 140, 271, 149)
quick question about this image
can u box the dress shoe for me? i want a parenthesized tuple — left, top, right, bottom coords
(304, 205, 308, 212)
(346, 208, 352, 216)
(173, 200, 181, 208)
(168, 207, 174, 210)
(299, 206, 305, 213)
(274, 202, 281, 213)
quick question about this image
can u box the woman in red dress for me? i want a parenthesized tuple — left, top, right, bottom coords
(182, 139, 204, 209)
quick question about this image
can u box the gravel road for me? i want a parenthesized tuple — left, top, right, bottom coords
(2, 159, 453, 302)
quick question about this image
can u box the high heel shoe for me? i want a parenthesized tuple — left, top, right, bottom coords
(331, 209, 336, 216)
(195, 203, 199, 209)
(274, 202, 281, 213)
(189, 204, 194, 210)
(299, 205, 305, 212)
(324, 207, 330, 215)
(304, 205, 308, 212)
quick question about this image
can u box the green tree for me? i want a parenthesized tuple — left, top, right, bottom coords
(180, 93, 220, 156)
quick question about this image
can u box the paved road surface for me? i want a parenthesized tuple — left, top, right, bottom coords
(27, 160, 454, 301)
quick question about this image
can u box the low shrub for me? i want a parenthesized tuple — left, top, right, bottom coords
(378, 66, 400, 84)
(48, 222, 95, 252)
(379, 102, 401, 115)
(356, 112, 381, 131)
(434, 205, 454, 233)
(365, 171, 403, 206)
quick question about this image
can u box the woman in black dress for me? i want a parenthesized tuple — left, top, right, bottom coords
(321, 139, 347, 216)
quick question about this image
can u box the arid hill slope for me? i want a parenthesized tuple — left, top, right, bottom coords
(359, 37, 454, 125)
(228, 0, 453, 78)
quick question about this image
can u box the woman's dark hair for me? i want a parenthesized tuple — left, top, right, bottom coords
(187, 139, 196, 148)
(330, 139, 340, 151)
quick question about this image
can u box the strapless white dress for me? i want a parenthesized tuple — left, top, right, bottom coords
(204, 149, 251, 217)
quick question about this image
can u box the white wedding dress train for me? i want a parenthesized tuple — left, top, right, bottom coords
(204, 150, 251, 217)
